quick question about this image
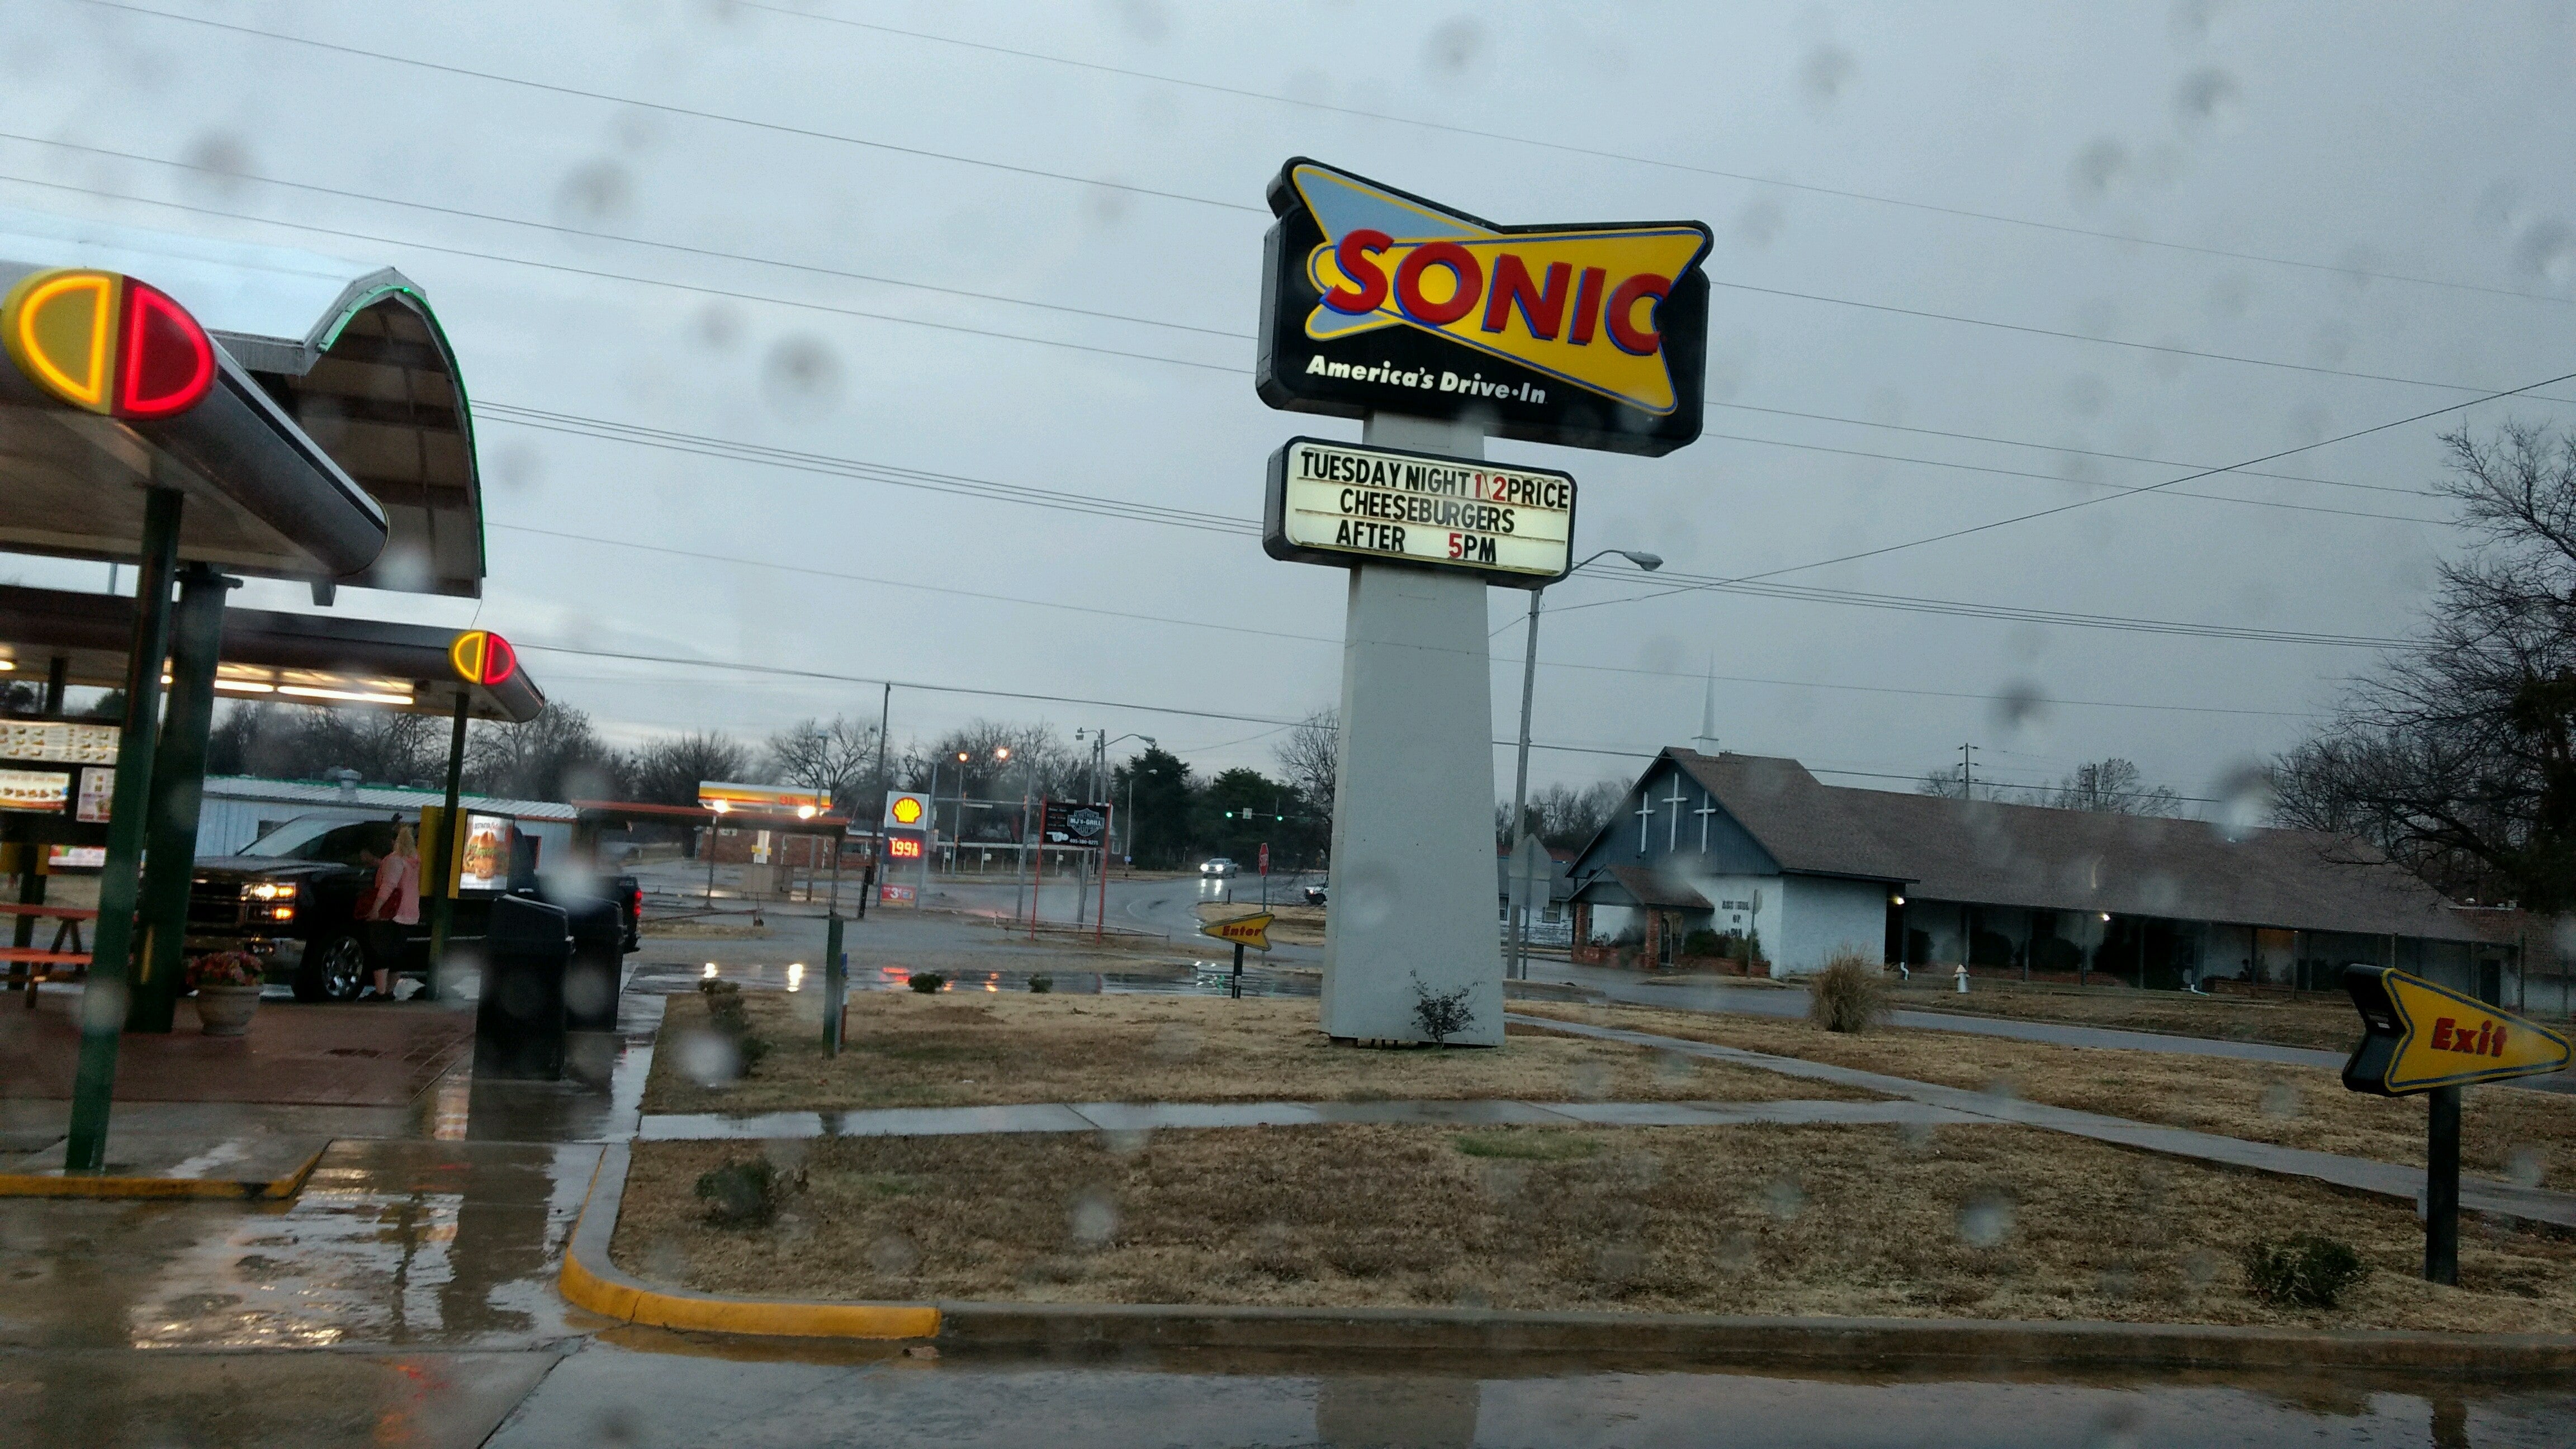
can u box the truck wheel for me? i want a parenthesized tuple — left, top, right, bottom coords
(294, 935, 368, 1002)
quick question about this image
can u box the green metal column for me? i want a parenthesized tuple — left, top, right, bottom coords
(128, 564, 236, 1033)
(425, 693, 468, 995)
(64, 487, 183, 1173)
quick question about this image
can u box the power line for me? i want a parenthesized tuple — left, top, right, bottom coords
(1727, 367, 2576, 584)
(482, 405, 2408, 651)
(0, 150, 2504, 524)
(0, 130, 1246, 343)
(0, 171, 1249, 377)
(746, 4, 2575, 311)
(496, 520, 2324, 717)
(27, 18, 2576, 413)
(82, 1, 1263, 217)
(519, 638, 2231, 794)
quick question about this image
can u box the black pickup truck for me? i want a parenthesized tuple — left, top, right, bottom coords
(187, 813, 642, 1001)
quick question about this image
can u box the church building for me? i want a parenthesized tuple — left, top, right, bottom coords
(1565, 748, 2518, 999)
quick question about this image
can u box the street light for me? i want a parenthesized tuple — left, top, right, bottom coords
(1508, 547, 1661, 981)
(1072, 730, 1157, 929)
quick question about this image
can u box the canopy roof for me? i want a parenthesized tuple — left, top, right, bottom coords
(0, 207, 485, 596)
(0, 584, 544, 723)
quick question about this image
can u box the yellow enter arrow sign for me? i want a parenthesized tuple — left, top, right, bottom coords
(1200, 912, 1275, 951)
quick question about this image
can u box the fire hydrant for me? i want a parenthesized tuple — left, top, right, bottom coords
(1953, 963, 1970, 995)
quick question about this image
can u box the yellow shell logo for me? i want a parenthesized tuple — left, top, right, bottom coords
(889, 795, 925, 826)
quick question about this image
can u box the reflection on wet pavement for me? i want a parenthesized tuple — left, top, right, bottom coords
(2, 1138, 603, 1353)
(484, 1338, 2576, 1448)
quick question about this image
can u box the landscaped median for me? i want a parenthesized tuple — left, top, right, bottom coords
(573, 983, 2576, 1365)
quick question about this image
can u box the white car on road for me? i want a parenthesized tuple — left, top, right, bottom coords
(1199, 857, 1238, 877)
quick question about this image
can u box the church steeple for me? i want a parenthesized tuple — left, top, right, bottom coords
(1692, 657, 1720, 754)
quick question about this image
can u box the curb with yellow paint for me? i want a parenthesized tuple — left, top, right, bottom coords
(556, 1142, 940, 1341)
(0, 1143, 324, 1200)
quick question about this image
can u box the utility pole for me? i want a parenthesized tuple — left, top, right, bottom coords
(1959, 743, 1978, 801)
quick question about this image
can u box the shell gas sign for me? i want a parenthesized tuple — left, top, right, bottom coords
(1256, 158, 1710, 457)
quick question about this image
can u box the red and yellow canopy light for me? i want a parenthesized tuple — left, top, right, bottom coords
(1, 268, 216, 420)
(449, 629, 518, 687)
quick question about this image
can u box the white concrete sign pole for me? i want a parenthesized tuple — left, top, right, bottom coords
(1320, 412, 1504, 1045)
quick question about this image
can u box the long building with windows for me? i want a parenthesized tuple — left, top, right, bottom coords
(1565, 749, 2521, 1001)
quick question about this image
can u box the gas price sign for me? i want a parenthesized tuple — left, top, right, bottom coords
(1263, 437, 1575, 588)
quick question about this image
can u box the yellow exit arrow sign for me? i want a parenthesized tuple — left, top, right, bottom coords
(1201, 912, 1275, 951)
(2342, 966, 2572, 1096)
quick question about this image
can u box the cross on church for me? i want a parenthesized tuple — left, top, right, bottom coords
(1695, 792, 1718, 853)
(1664, 778, 1689, 851)
(1635, 793, 1655, 853)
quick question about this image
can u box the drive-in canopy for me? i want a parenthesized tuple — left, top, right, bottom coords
(0, 584, 546, 723)
(0, 206, 485, 596)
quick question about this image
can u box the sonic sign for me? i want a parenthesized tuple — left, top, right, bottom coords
(1256, 158, 1712, 457)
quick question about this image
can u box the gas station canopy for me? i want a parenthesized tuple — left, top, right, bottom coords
(0, 584, 545, 723)
(0, 206, 487, 597)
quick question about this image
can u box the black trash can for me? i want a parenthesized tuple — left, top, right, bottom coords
(475, 893, 571, 1081)
(557, 894, 624, 1033)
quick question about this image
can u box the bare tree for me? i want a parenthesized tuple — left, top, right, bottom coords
(209, 702, 446, 786)
(2045, 758, 2184, 816)
(763, 716, 879, 808)
(1500, 778, 1628, 850)
(2274, 423, 2576, 909)
(465, 706, 628, 803)
(1273, 707, 1338, 823)
(630, 730, 752, 806)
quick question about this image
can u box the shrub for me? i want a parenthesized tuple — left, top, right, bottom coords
(1807, 953, 1892, 1033)
(1027, 975, 1054, 993)
(1410, 973, 1476, 1045)
(1680, 929, 1724, 958)
(908, 973, 947, 994)
(2242, 1234, 2367, 1308)
(697, 979, 771, 1076)
(694, 1157, 796, 1227)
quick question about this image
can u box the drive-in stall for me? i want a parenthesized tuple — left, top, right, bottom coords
(0, 206, 510, 1170)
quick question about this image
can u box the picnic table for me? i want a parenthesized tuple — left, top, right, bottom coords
(1, 902, 94, 1006)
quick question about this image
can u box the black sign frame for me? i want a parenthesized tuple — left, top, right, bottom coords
(1254, 157, 1711, 458)
(1041, 799, 1113, 849)
(1262, 436, 1577, 590)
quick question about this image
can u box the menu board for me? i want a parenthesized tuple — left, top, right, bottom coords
(0, 768, 71, 812)
(46, 845, 105, 869)
(74, 766, 111, 823)
(0, 721, 118, 765)
(458, 813, 511, 891)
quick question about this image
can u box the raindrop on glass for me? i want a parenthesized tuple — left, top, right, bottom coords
(1761, 1176, 1805, 1221)
(2505, 1147, 2544, 1189)
(866, 1233, 920, 1276)
(2258, 1079, 2299, 1121)
(1958, 1191, 2013, 1248)
(1068, 1185, 1118, 1247)
(675, 1027, 741, 1087)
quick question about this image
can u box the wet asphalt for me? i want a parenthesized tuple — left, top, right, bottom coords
(3, 902, 2569, 1447)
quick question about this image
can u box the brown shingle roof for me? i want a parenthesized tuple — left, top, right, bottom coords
(1664, 749, 2484, 943)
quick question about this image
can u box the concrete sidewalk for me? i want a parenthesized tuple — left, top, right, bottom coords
(1508, 1012, 2576, 1229)
(637, 1096, 1977, 1141)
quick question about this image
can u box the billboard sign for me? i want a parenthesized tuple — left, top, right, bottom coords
(1263, 437, 1574, 588)
(1041, 799, 1111, 849)
(1254, 158, 1711, 457)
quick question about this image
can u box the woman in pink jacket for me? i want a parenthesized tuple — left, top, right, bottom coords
(361, 823, 422, 1001)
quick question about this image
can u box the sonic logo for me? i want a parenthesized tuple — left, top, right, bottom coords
(448, 629, 518, 687)
(1257, 158, 1711, 457)
(1, 267, 216, 420)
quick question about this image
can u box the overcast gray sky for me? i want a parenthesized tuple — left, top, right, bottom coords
(6, 0, 2574, 806)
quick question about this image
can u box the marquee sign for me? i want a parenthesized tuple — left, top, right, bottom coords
(2342, 967, 2570, 1096)
(1264, 436, 1574, 588)
(1255, 158, 1711, 457)
(2, 267, 216, 420)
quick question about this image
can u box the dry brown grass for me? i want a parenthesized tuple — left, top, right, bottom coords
(1893, 979, 2368, 1052)
(1192, 900, 1326, 946)
(642, 991, 1872, 1115)
(616, 1123, 2576, 1331)
(1513, 1001, 2576, 1188)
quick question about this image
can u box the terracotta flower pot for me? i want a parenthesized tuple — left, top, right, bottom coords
(195, 984, 263, 1036)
